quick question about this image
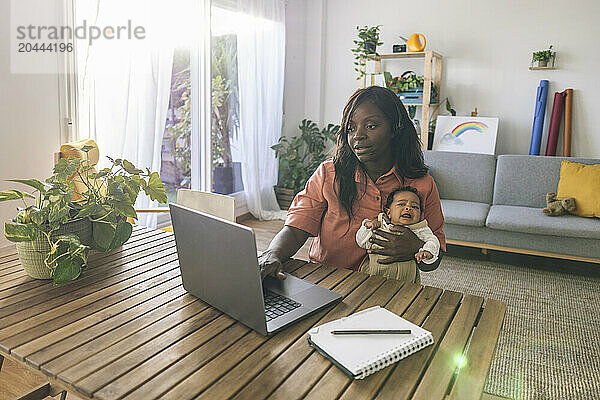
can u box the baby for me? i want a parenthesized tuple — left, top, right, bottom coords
(356, 186, 440, 283)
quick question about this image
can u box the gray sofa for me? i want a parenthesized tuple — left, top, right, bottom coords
(424, 151, 600, 262)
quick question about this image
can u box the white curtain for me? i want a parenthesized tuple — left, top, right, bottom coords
(76, 0, 175, 227)
(237, 0, 287, 220)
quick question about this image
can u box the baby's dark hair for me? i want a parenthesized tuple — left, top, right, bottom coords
(385, 186, 422, 210)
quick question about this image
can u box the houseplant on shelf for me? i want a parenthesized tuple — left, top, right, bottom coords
(532, 45, 555, 67)
(1, 147, 167, 284)
(351, 25, 383, 80)
(271, 119, 339, 209)
(384, 71, 438, 104)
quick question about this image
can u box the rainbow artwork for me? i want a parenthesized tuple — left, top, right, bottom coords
(451, 121, 488, 137)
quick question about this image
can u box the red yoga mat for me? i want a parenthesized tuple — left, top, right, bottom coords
(545, 91, 566, 156)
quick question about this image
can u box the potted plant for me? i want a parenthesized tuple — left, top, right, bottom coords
(1, 147, 167, 284)
(352, 25, 383, 80)
(532, 45, 555, 67)
(271, 119, 340, 209)
(384, 71, 438, 103)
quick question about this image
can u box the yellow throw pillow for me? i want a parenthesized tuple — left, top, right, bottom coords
(556, 160, 600, 218)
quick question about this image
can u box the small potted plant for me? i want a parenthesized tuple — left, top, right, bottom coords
(532, 45, 555, 68)
(1, 146, 167, 284)
(351, 25, 383, 80)
(384, 71, 438, 104)
(271, 119, 339, 209)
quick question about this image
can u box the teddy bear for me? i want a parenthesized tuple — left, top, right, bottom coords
(542, 193, 576, 216)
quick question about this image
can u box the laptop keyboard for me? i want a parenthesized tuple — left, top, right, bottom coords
(264, 291, 302, 322)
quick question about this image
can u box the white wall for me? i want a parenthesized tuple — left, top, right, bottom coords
(0, 1, 61, 247)
(284, 0, 600, 158)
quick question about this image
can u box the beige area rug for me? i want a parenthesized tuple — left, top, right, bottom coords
(420, 252, 600, 400)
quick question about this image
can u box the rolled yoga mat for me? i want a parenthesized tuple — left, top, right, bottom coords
(545, 91, 566, 156)
(563, 89, 573, 157)
(529, 80, 549, 156)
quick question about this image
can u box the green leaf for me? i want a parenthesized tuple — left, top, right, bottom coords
(76, 203, 104, 219)
(7, 179, 46, 193)
(108, 220, 132, 250)
(113, 201, 137, 219)
(143, 172, 168, 203)
(122, 160, 144, 175)
(92, 220, 116, 252)
(56, 233, 81, 250)
(80, 145, 95, 153)
(0, 189, 35, 201)
(53, 257, 82, 284)
(4, 222, 38, 242)
(108, 181, 125, 201)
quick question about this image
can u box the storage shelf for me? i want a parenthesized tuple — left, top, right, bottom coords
(529, 66, 556, 70)
(367, 51, 443, 60)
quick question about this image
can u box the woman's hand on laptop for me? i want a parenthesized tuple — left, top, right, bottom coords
(258, 250, 287, 280)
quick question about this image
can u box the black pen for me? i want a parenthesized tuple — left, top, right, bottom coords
(331, 329, 411, 335)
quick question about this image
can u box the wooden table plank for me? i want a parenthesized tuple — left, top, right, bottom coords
(272, 280, 414, 400)
(40, 293, 198, 377)
(26, 284, 187, 369)
(99, 262, 319, 400)
(0, 257, 181, 350)
(410, 294, 485, 400)
(43, 261, 306, 381)
(0, 241, 178, 322)
(14, 276, 183, 362)
(0, 233, 175, 312)
(0, 230, 170, 303)
(160, 268, 352, 400)
(221, 274, 386, 400)
(165, 268, 359, 400)
(370, 290, 463, 400)
(305, 285, 444, 400)
(448, 299, 507, 400)
(0, 226, 506, 400)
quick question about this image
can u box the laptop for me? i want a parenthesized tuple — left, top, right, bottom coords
(169, 203, 342, 336)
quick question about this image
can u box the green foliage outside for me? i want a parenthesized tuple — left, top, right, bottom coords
(1, 147, 167, 284)
(167, 35, 239, 188)
(271, 119, 340, 191)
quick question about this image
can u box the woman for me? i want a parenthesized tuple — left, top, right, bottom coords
(259, 86, 445, 280)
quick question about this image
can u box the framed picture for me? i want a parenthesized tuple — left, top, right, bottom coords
(432, 116, 499, 155)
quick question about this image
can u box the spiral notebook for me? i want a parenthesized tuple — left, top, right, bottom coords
(307, 306, 434, 379)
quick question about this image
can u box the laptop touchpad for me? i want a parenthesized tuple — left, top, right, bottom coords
(264, 274, 311, 296)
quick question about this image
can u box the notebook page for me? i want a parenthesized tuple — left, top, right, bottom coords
(308, 306, 432, 377)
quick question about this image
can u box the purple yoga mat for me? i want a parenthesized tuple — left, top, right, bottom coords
(545, 91, 566, 156)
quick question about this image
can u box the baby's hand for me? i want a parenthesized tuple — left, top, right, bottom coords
(415, 250, 433, 263)
(364, 219, 381, 229)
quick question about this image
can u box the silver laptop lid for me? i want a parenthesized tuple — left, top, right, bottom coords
(169, 203, 268, 334)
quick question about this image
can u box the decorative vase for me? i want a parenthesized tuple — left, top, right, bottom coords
(274, 186, 298, 210)
(15, 218, 92, 280)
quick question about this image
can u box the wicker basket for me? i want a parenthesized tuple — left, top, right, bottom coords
(15, 218, 92, 280)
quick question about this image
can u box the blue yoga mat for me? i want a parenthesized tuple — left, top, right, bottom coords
(529, 80, 549, 155)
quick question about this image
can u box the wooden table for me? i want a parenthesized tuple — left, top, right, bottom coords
(0, 227, 506, 400)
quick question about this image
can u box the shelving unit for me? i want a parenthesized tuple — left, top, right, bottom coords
(529, 66, 556, 70)
(360, 51, 443, 150)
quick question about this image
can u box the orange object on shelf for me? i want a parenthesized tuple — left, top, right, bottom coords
(407, 34, 426, 52)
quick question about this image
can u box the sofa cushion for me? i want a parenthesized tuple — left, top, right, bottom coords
(493, 155, 600, 208)
(441, 200, 490, 227)
(557, 160, 600, 218)
(424, 150, 496, 204)
(486, 205, 600, 240)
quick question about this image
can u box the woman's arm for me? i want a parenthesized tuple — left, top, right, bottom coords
(258, 225, 311, 279)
